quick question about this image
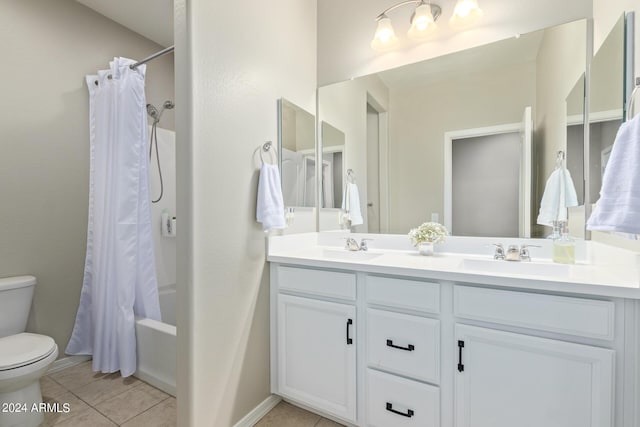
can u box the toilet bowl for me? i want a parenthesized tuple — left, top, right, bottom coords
(0, 276, 59, 427)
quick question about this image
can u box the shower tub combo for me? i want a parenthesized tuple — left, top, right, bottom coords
(134, 284, 177, 396)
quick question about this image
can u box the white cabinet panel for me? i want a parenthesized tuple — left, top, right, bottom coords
(454, 285, 615, 340)
(455, 324, 614, 427)
(367, 369, 440, 427)
(277, 265, 356, 301)
(367, 308, 440, 384)
(367, 275, 440, 314)
(277, 294, 356, 422)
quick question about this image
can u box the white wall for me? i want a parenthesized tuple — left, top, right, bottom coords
(0, 0, 174, 358)
(318, 0, 591, 85)
(176, 0, 317, 426)
(150, 127, 177, 288)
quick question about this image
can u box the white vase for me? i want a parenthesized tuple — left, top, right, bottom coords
(418, 242, 434, 256)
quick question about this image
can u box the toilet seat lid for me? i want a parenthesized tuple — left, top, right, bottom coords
(0, 333, 56, 371)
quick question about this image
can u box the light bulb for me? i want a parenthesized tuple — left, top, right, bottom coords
(371, 15, 398, 50)
(408, 3, 437, 40)
(450, 0, 483, 29)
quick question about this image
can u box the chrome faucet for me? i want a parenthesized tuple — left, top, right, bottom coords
(505, 245, 521, 261)
(344, 237, 373, 251)
(359, 238, 373, 251)
(344, 238, 360, 251)
(494, 243, 540, 261)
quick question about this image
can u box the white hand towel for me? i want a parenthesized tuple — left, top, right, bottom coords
(341, 182, 363, 226)
(587, 114, 640, 234)
(257, 163, 286, 231)
(537, 168, 579, 226)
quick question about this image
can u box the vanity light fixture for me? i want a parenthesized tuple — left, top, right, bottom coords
(450, 0, 483, 29)
(371, 0, 482, 51)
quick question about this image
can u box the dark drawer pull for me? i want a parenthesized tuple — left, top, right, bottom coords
(346, 319, 353, 345)
(386, 339, 415, 351)
(386, 402, 414, 418)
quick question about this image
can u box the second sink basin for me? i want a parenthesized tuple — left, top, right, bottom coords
(460, 258, 571, 277)
(322, 248, 384, 262)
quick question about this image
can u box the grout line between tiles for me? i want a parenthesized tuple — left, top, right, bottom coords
(119, 396, 172, 426)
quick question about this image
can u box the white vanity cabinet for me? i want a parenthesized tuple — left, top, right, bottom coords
(270, 262, 632, 427)
(454, 285, 616, 427)
(454, 325, 614, 427)
(273, 266, 357, 423)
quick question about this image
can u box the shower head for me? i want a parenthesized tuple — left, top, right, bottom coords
(147, 104, 160, 121)
(147, 100, 174, 124)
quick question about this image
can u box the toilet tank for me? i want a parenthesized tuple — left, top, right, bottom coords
(0, 276, 36, 338)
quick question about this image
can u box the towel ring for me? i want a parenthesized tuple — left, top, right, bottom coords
(260, 141, 278, 165)
(555, 150, 565, 169)
(346, 169, 356, 183)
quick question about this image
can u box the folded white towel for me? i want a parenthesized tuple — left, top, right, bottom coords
(587, 114, 640, 234)
(257, 163, 286, 231)
(537, 168, 578, 226)
(341, 182, 363, 226)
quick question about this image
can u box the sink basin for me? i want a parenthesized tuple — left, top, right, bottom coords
(322, 248, 384, 262)
(460, 258, 570, 277)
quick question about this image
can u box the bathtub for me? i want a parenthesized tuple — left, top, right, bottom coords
(134, 284, 176, 396)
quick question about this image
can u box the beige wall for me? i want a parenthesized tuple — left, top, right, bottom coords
(0, 0, 174, 358)
(176, 0, 317, 425)
(594, 0, 640, 72)
(388, 61, 536, 233)
(534, 20, 587, 236)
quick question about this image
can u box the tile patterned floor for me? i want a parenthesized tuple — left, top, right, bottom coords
(40, 361, 176, 426)
(40, 361, 339, 426)
(254, 402, 344, 427)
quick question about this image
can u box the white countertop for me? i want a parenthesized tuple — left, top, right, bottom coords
(268, 232, 640, 299)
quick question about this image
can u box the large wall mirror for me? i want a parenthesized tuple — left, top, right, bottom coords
(566, 13, 631, 238)
(278, 98, 316, 209)
(317, 17, 631, 239)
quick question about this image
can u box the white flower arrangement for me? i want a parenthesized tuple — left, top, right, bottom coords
(408, 222, 448, 246)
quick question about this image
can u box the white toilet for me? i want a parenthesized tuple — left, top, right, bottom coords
(0, 276, 59, 427)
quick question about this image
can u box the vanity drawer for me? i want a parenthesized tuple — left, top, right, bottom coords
(276, 265, 356, 301)
(367, 309, 440, 384)
(366, 275, 440, 314)
(454, 286, 615, 340)
(367, 369, 439, 427)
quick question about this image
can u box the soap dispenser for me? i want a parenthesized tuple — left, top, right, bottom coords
(552, 222, 575, 264)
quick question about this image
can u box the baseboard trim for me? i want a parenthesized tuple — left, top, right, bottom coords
(47, 355, 92, 374)
(133, 370, 176, 397)
(233, 394, 282, 427)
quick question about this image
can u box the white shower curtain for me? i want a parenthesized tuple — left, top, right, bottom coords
(66, 58, 161, 377)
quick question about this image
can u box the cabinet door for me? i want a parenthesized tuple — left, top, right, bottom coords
(455, 324, 614, 427)
(278, 294, 356, 422)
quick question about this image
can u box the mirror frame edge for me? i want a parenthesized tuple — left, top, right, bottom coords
(584, 19, 594, 240)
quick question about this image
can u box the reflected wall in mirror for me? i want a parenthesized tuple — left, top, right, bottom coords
(589, 14, 625, 204)
(318, 19, 589, 238)
(566, 14, 626, 237)
(278, 98, 315, 208)
(320, 121, 345, 208)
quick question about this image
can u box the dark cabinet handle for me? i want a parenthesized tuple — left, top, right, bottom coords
(458, 340, 465, 372)
(346, 319, 353, 345)
(386, 402, 414, 418)
(386, 339, 415, 351)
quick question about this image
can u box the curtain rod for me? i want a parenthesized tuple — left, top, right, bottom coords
(130, 45, 175, 70)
